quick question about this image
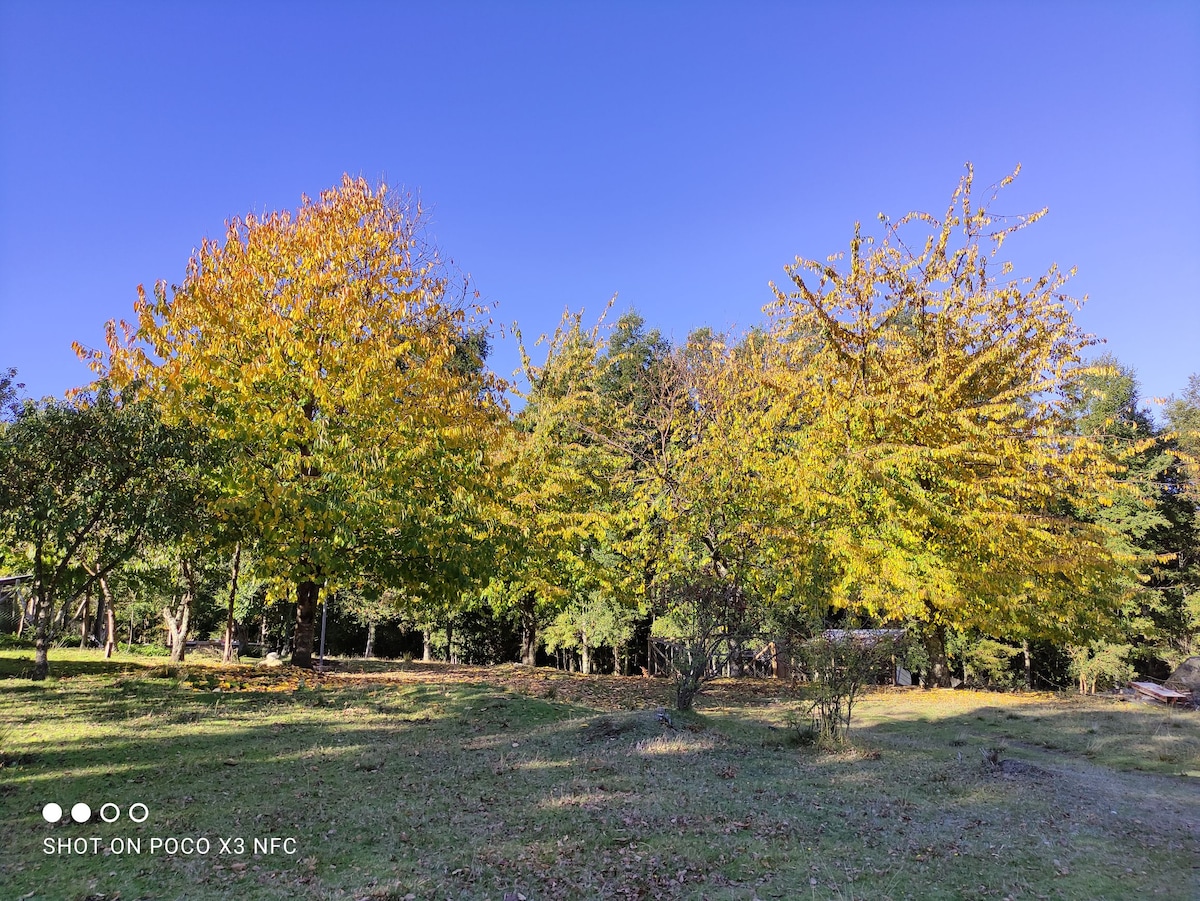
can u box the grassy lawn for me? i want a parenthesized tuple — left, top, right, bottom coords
(1, 649, 1197, 901)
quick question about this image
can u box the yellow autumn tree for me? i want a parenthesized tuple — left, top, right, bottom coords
(78, 176, 504, 667)
(760, 165, 1133, 684)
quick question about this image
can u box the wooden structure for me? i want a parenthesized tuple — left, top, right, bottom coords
(646, 636, 787, 679)
(1130, 681, 1190, 706)
(647, 630, 908, 682)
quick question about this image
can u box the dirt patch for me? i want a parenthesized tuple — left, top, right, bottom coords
(995, 757, 1052, 779)
(582, 714, 639, 742)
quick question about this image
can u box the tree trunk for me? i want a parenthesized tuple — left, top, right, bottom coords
(445, 622, 455, 664)
(104, 597, 117, 658)
(93, 583, 107, 647)
(422, 629, 433, 662)
(364, 621, 376, 658)
(96, 575, 117, 659)
(293, 580, 319, 668)
(771, 641, 792, 680)
(32, 582, 52, 681)
(79, 590, 92, 649)
(163, 558, 196, 664)
(519, 593, 538, 666)
(581, 642, 591, 675)
(222, 543, 242, 664)
(1022, 640, 1032, 690)
(162, 599, 191, 663)
(728, 635, 742, 678)
(924, 623, 951, 688)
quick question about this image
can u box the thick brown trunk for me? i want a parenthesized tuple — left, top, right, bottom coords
(293, 397, 320, 669)
(520, 597, 538, 666)
(163, 599, 191, 663)
(924, 623, 951, 688)
(293, 580, 319, 668)
(222, 543, 242, 664)
(422, 629, 433, 662)
(364, 621, 376, 658)
(518, 628, 537, 667)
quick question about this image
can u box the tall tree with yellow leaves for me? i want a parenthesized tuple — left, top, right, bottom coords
(79, 176, 504, 667)
(761, 166, 1134, 684)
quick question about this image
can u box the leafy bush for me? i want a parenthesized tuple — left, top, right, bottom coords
(127, 642, 171, 658)
(1069, 642, 1134, 693)
(961, 638, 1022, 689)
(791, 632, 905, 747)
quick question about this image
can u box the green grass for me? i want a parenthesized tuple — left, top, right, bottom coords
(1, 649, 1197, 900)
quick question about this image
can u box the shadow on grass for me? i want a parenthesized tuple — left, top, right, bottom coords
(1, 668, 1198, 901)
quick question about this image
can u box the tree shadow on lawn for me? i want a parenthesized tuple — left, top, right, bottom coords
(0, 652, 162, 680)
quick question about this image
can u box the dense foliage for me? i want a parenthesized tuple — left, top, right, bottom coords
(2, 169, 1196, 695)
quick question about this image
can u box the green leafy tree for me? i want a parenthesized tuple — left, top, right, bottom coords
(335, 586, 405, 658)
(544, 590, 638, 674)
(482, 312, 624, 666)
(1161, 374, 1200, 661)
(0, 386, 196, 678)
(1164, 374, 1200, 501)
(1066, 356, 1198, 674)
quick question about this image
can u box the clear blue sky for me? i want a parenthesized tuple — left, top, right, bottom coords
(2, 1, 1197, 413)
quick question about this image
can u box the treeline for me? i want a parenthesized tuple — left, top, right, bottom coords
(1, 169, 1197, 704)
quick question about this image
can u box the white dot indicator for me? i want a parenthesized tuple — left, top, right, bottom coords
(71, 802, 91, 823)
(42, 803, 63, 823)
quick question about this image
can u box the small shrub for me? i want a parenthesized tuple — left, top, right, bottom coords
(129, 643, 171, 658)
(791, 632, 906, 747)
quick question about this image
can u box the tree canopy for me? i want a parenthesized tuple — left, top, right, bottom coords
(756, 165, 1132, 682)
(79, 176, 505, 666)
(0, 385, 196, 678)
(0, 165, 1185, 691)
